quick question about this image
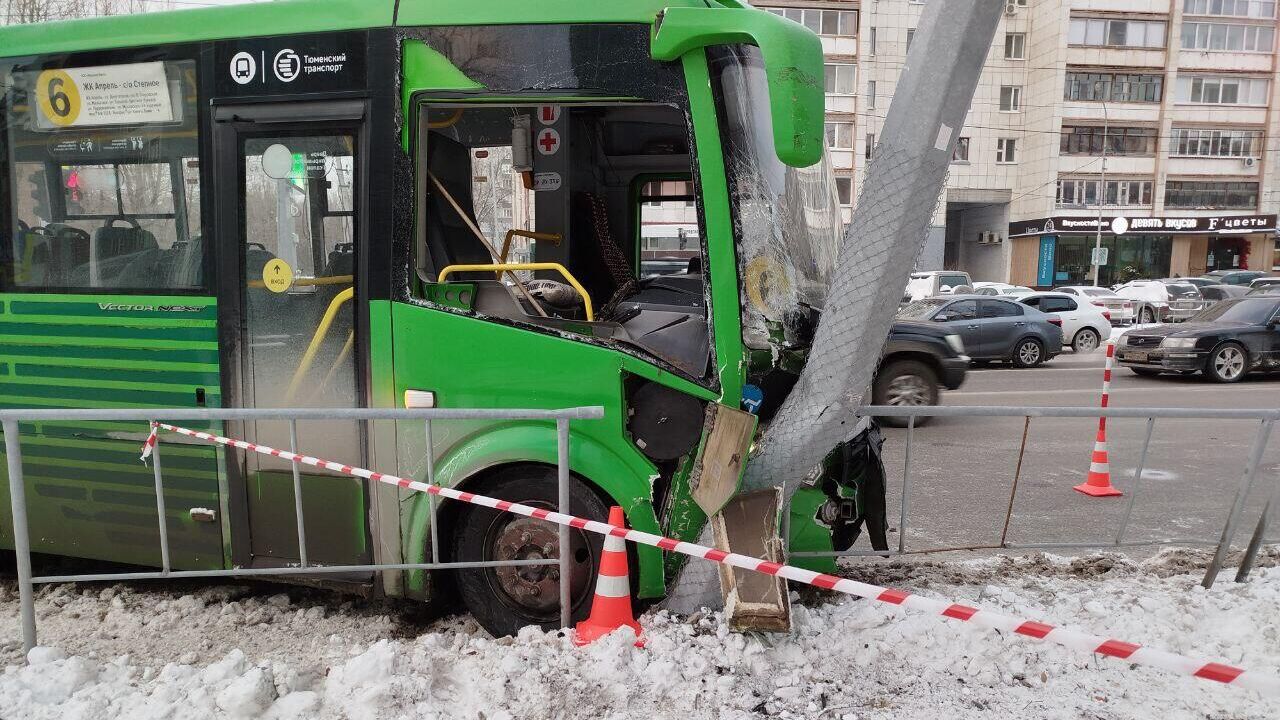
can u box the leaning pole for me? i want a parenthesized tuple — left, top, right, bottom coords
(666, 0, 1006, 614)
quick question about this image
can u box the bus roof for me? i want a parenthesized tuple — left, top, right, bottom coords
(0, 0, 715, 59)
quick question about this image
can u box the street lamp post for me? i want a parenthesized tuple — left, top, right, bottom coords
(1092, 91, 1109, 287)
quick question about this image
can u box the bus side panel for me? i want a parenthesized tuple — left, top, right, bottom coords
(0, 293, 224, 569)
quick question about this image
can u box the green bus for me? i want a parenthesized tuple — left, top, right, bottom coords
(0, 0, 876, 635)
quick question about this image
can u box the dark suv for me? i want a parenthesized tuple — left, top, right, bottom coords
(872, 321, 970, 427)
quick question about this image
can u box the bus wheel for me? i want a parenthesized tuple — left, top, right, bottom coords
(449, 465, 609, 637)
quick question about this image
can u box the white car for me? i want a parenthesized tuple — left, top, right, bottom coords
(972, 282, 1033, 296)
(1015, 292, 1111, 352)
(1055, 285, 1136, 324)
(903, 271, 973, 302)
(1114, 280, 1206, 323)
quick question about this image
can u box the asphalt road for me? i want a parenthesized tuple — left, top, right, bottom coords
(871, 344, 1280, 560)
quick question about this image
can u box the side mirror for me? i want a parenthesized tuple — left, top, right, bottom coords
(933, 314, 951, 323)
(651, 5, 824, 167)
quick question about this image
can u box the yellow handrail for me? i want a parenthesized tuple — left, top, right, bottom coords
(284, 287, 354, 403)
(438, 262, 595, 322)
(497, 230, 562, 275)
(248, 274, 353, 289)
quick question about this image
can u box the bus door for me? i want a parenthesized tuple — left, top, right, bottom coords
(213, 102, 371, 571)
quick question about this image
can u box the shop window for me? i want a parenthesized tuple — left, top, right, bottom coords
(3, 59, 203, 292)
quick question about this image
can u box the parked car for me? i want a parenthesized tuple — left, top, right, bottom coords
(897, 295, 1063, 367)
(1054, 285, 1136, 324)
(1016, 292, 1111, 352)
(1176, 277, 1219, 289)
(872, 321, 970, 427)
(1115, 296, 1280, 382)
(1199, 284, 1250, 303)
(902, 270, 973, 303)
(1114, 280, 1205, 323)
(972, 281, 1033, 296)
(1203, 269, 1266, 286)
(1247, 284, 1280, 296)
(1248, 276, 1280, 292)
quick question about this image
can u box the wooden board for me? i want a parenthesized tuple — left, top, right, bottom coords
(711, 488, 791, 632)
(688, 403, 757, 517)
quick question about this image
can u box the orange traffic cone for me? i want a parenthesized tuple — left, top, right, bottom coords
(1074, 425, 1123, 497)
(574, 506, 644, 647)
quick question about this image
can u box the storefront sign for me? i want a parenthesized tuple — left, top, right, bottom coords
(1036, 236, 1056, 287)
(29, 62, 173, 129)
(1010, 214, 1277, 238)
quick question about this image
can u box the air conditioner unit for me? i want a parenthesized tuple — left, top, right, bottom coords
(1004, 2, 1018, 15)
(1243, 156, 1257, 168)
(992, 233, 1005, 244)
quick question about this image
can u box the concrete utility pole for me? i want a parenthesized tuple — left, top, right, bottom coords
(665, 0, 1006, 617)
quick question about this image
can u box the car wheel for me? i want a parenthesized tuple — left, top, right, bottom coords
(1205, 342, 1249, 383)
(1011, 338, 1045, 368)
(1130, 367, 1161, 377)
(1138, 307, 1156, 324)
(450, 465, 611, 637)
(873, 360, 938, 428)
(1072, 327, 1101, 353)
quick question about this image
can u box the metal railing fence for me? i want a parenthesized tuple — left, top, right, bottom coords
(1, 406, 604, 656)
(791, 405, 1279, 591)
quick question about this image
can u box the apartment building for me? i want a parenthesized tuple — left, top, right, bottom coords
(760, 0, 1280, 285)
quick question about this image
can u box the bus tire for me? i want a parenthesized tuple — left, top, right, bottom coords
(449, 464, 611, 637)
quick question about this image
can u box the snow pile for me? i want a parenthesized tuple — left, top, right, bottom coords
(0, 550, 1276, 719)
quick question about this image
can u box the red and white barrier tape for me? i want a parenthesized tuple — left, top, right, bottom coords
(144, 422, 1280, 696)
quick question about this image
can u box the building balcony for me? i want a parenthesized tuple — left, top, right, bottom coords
(1178, 49, 1273, 73)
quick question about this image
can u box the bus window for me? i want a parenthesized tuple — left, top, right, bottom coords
(3, 59, 203, 293)
(416, 103, 712, 379)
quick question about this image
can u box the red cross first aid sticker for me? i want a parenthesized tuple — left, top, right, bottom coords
(537, 128, 561, 156)
(538, 105, 561, 125)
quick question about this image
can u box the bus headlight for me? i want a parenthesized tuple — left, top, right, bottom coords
(944, 334, 965, 355)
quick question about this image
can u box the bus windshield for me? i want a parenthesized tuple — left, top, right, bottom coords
(709, 45, 841, 349)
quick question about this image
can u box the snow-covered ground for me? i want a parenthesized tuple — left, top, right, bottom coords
(0, 548, 1276, 719)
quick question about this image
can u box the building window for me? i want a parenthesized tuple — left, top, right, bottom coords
(952, 136, 970, 163)
(1181, 22, 1276, 51)
(835, 177, 853, 206)
(1068, 17, 1167, 48)
(824, 63, 857, 95)
(1170, 127, 1264, 157)
(1056, 178, 1154, 207)
(767, 8, 858, 36)
(1004, 33, 1026, 59)
(867, 80, 877, 109)
(996, 138, 1017, 163)
(825, 121, 855, 149)
(1064, 71, 1163, 103)
(999, 85, 1022, 111)
(868, 27, 877, 55)
(866, 133, 875, 159)
(906, 28, 916, 52)
(1164, 180, 1259, 209)
(1060, 126, 1158, 156)
(1183, 0, 1276, 19)
(1176, 75, 1270, 105)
